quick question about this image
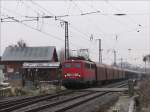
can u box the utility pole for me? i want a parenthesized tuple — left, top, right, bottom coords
(120, 57, 123, 68)
(0, 0, 1, 57)
(64, 21, 69, 60)
(114, 50, 117, 66)
(96, 39, 102, 63)
(145, 60, 147, 73)
(55, 17, 69, 60)
(1, 15, 70, 60)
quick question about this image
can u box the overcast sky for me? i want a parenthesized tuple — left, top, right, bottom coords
(0, 0, 150, 67)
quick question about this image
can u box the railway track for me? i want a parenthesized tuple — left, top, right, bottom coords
(51, 83, 127, 112)
(0, 81, 128, 112)
(0, 94, 47, 105)
(0, 90, 74, 112)
(18, 81, 127, 112)
(28, 83, 127, 112)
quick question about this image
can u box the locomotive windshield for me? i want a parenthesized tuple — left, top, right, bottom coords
(74, 63, 81, 68)
(64, 62, 81, 68)
(64, 63, 71, 68)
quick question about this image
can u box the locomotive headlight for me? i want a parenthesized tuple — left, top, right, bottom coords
(74, 73, 81, 77)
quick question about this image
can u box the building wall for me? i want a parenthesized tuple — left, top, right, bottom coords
(4, 62, 23, 87)
(23, 68, 59, 86)
(3, 62, 60, 87)
(0, 69, 4, 83)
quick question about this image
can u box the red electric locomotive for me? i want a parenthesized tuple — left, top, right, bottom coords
(62, 59, 96, 87)
(62, 58, 139, 88)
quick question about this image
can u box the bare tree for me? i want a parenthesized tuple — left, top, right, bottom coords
(17, 39, 27, 47)
(143, 55, 150, 63)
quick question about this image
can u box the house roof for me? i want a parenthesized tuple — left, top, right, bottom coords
(2, 46, 57, 62)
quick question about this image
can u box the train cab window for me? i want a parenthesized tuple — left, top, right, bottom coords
(74, 63, 81, 68)
(64, 63, 71, 68)
(85, 63, 90, 69)
(91, 64, 95, 69)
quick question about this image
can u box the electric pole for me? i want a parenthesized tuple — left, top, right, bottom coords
(1, 14, 70, 60)
(96, 39, 102, 63)
(64, 21, 69, 60)
(114, 50, 117, 66)
(120, 57, 123, 68)
(0, 0, 1, 57)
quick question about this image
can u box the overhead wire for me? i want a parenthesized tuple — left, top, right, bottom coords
(2, 1, 85, 48)
(30, 0, 55, 16)
(2, 7, 26, 18)
(80, 2, 144, 63)
(21, 0, 47, 30)
(106, 1, 143, 26)
(1, 15, 84, 48)
(29, 0, 92, 43)
(104, 2, 148, 61)
(1, 4, 84, 48)
(22, 0, 46, 16)
(71, 1, 119, 64)
(71, 1, 100, 58)
(74, 1, 107, 35)
(65, 0, 72, 15)
(80, 2, 118, 61)
(28, 0, 112, 41)
(84, 1, 132, 32)
(72, 1, 148, 65)
(1, 1, 146, 64)
(83, 1, 144, 60)
(105, 1, 147, 37)
(69, 25, 90, 41)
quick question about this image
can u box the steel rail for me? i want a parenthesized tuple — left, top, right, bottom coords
(0, 90, 74, 112)
(24, 82, 127, 112)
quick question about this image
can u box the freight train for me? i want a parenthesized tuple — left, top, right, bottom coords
(61, 58, 140, 88)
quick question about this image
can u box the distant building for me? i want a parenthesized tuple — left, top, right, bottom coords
(2, 46, 59, 87)
(0, 57, 5, 83)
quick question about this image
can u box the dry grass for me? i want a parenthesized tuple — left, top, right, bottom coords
(137, 76, 150, 112)
(96, 94, 119, 112)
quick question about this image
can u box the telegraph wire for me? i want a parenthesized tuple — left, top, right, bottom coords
(1, 15, 84, 48)
(82, 1, 145, 60)
(71, 1, 108, 40)
(29, 0, 112, 37)
(71, 1, 102, 54)
(30, 0, 55, 16)
(2, 1, 147, 62)
(2, 7, 26, 18)
(66, 0, 72, 15)
(105, 1, 144, 29)
(83, 1, 145, 35)
(2, 16, 64, 41)
(22, 0, 46, 16)
(29, 0, 93, 42)
(78, 2, 113, 36)
(1, 4, 89, 47)
(69, 25, 90, 40)
(106, 1, 139, 25)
